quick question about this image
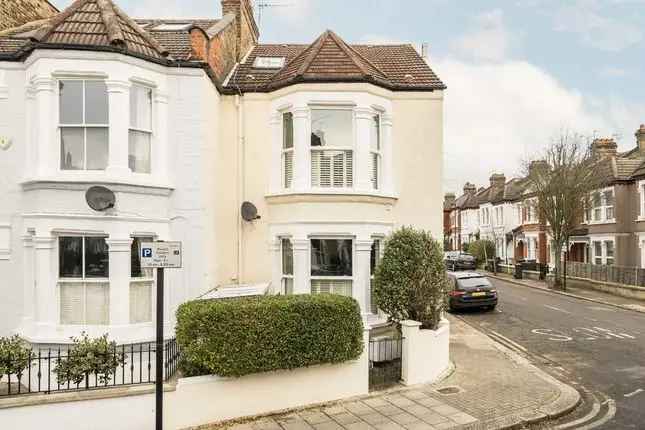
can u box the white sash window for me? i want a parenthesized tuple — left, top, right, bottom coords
(129, 85, 153, 173)
(59, 80, 109, 170)
(370, 114, 381, 189)
(310, 109, 354, 188)
(310, 238, 353, 296)
(58, 236, 109, 325)
(282, 112, 294, 188)
(130, 237, 154, 323)
(281, 238, 294, 294)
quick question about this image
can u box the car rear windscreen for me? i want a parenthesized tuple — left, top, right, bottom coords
(457, 277, 492, 290)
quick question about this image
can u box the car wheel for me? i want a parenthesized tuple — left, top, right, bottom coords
(488, 305, 497, 312)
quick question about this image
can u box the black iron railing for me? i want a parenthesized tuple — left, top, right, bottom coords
(0, 338, 180, 397)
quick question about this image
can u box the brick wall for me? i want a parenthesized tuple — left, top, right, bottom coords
(0, 0, 57, 31)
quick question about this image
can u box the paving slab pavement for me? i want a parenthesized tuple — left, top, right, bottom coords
(200, 316, 579, 430)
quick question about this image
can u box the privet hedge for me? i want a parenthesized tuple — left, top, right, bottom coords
(176, 294, 364, 377)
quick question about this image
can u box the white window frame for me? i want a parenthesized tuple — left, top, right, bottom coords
(370, 113, 382, 190)
(129, 236, 154, 324)
(57, 235, 110, 325)
(128, 84, 154, 174)
(310, 107, 355, 189)
(281, 111, 294, 189)
(58, 79, 109, 171)
(309, 236, 354, 296)
(253, 57, 286, 68)
(590, 236, 615, 265)
(369, 237, 383, 314)
(280, 237, 294, 295)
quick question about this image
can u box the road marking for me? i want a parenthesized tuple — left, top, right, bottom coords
(556, 392, 601, 429)
(489, 330, 528, 353)
(531, 328, 573, 342)
(593, 327, 635, 339)
(575, 399, 616, 430)
(624, 388, 644, 398)
(544, 304, 572, 314)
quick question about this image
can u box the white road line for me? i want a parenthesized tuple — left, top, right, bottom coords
(544, 304, 573, 314)
(575, 399, 616, 430)
(556, 393, 601, 429)
(624, 388, 644, 398)
(489, 330, 528, 353)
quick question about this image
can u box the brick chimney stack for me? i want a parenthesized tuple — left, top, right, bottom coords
(591, 137, 618, 158)
(221, 0, 259, 61)
(444, 193, 456, 206)
(636, 124, 645, 153)
(463, 182, 477, 195)
(489, 173, 506, 189)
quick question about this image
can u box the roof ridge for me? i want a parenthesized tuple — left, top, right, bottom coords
(109, 1, 170, 56)
(296, 30, 328, 75)
(326, 30, 371, 77)
(97, 0, 125, 45)
(32, 0, 88, 41)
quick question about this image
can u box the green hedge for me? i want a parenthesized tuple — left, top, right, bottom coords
(176, 294, 364, 377)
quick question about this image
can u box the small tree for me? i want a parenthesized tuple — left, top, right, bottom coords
(54, 333, 125, 386)
(524, 132, 599, 289)
(468, 239, 495, 266)
(373, 227, 446, 330)
(0, 335, 32, 379)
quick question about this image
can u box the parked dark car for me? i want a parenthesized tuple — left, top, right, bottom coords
(446, 271, 498, 311)
(444, 251, 477, 271)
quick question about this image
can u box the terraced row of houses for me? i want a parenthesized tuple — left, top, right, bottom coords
(444, 125, 645, 268)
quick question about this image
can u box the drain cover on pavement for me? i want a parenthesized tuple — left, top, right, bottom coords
(437, 386, 462, 395)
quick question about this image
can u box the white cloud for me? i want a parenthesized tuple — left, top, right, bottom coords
(436, 57, 645, 194)
(553, 1, 642, 51)
(598, 66, 629, 77)
(452, 9, 510, 62)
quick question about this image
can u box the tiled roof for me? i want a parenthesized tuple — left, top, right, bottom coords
(226, 30, 445, 93)
(135, 19, 221, 60)
(453, 192, 479, 210)
(0, 0, 169, 60)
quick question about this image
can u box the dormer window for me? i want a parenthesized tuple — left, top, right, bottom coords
(253, 57, 286, 69)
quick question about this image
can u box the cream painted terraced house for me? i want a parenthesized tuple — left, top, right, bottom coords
(0, 0, 445, 345)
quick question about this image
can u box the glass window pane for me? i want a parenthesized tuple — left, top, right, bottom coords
(128, 130, 151, 173)
(310, 110, 352, 147)
(84, 81, 109, 124)
(283, 112, 293, 149)
(310, 239, 353, 276)
(59, 237, 83, 278)
(370, 114, 380, 151)
(604, 190, 614, 206)
(130, 85, 152, 130)
(85, 237, 109, 278)
(60, 127, 84, 170)
(605, 241, 614, 257)
(281, 239, 293, 275)
(59, 80, 83, 124)
(86, 128, 109, 170)
(370, 240, 380, 275)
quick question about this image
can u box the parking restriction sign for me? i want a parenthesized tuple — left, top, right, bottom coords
(140, 241, 182, 268)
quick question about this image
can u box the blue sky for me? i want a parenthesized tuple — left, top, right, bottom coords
(51, 0, 645, 192)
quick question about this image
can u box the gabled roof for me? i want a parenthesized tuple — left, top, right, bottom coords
(0, 0, 169, 61)
(453, 192, 479, 210)
(226, 30, 446, 93)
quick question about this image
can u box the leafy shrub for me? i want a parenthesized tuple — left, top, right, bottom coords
(54, 333, 125, 386)
(176, 294, 364, 377)
(0, 335, 32, 378)
(373, 227, 447, 330)
(468, 239, 495, 264)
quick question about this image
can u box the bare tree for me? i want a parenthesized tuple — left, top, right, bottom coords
(523, 132, 600, 289)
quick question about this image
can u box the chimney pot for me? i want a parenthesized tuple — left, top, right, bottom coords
(636, 124, 645, 153)
(421, 43, 429, 60)
(591, 137, 618, 158)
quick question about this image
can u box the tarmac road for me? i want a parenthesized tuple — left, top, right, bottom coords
(453, 276, 645, 430)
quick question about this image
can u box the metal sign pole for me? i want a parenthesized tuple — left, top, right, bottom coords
(156, 267, 164, 430)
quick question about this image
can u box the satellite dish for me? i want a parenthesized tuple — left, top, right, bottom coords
(241, 201, 260, 221)
(85, 186, 116, 212)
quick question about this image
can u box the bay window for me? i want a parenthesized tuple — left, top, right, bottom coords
(310, 109, 353, 188)
(604, 190, 614, 220)
(59, 80, 109, 170)
(129, 85, 153, 173)
(605, 241, 614, 265)
(587, 188, 614, 223)
(281, 238, 294, 294)
(282, 112, 294, 188)
(130, 237, 153, 323)
(593, 241, 602, 265)
(310, 238, 353, 296)
(592, 239, 615, 265)
(58, 236, 109, 325)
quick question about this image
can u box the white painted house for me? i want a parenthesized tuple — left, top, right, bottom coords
(0, 0, 446, 344)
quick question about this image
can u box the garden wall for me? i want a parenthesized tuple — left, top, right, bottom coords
(0, 329, 370, 430)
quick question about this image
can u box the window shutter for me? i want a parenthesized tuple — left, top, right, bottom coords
(85, 282, 109, 325)
(60, 282, 84, 324)
(130, 281, 152, 323)
(311, 279, 352, 296)
(283, 151, 293, 188)
(371, 153, 379, 189)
